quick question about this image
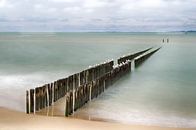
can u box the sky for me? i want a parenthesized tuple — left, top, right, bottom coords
(0, 0, 196, 32)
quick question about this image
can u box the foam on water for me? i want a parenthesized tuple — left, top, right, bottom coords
(0, 71, 71, 111)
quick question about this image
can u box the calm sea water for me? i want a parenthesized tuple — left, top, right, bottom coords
(0, 32, 196, 127)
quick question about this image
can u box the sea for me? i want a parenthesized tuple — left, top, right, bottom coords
(0, 32, 196, 128)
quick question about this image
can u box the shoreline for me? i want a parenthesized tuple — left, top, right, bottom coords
(0, 107, 194, 130)
(34, 96, 196, 128)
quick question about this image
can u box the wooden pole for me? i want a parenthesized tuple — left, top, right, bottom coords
(26, 90, 29, 114)
(65, 95, 69, 117)
(30, 89, 34, 113)
(35, 87, 40, 111)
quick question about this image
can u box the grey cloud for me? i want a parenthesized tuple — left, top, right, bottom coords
(0, 0, 196, 31)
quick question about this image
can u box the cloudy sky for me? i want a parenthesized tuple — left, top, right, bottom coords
(0, 0, 196, 32)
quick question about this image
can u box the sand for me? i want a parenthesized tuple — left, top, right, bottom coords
(0, 107, 194, 130)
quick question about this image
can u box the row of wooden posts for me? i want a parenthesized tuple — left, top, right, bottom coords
(65, 60, 132, 116)
(26, 60, 114, 114)
(26, 47, 161, 116)
(117, 47, 152, 64)
(134, 47, 161, 67)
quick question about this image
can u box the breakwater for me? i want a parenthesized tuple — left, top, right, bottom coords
(134, 47, 161, 67)
(26, 47, 161, 116)
(117, 47, 152, 64)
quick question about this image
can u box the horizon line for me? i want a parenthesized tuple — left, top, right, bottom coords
(0, 30, 195, 33)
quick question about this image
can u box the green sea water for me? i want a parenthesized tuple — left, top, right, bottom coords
(0, 32, 196, 127)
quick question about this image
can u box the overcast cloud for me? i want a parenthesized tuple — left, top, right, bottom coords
(0, 0, 196, 32)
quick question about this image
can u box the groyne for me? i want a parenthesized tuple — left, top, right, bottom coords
(134, 47, 161, 67)
(26, 47, 161, 116)
(117, 47, 152, 64)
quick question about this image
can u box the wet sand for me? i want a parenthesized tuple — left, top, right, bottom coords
(0, 107, 194, 130)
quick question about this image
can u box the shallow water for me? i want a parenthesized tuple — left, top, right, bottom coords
(0, 32, 196, 127)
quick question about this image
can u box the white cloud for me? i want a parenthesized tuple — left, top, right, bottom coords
(0, 0, 196, 31)
(139, 0, 164, 8)
(0, 0, 13, 8)
(50, 0, 76, 3)
(83, 0, 108, 8)
(0, 0, 6, 7)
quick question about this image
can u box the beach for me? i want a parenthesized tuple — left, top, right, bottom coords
(0, 107, 194, 130)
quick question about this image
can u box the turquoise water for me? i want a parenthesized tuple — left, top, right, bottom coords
(0, 32, 196, 127)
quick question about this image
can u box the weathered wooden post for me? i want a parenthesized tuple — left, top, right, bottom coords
(48, 84, 52, 106)
(64, 78, 68, 95)
(44, 85, 47, 107)
(67, 93, 70, 115)
(103, 75, 106, 92)
(57, 80, 61, 99)
(95, 79, 98, 97)
(51, 83, 54, 105)
(73, 74, 76, 90)
(55, 81, 58, 102)
(35, 87, 40, 111)
(101, 64, 105, 76)
(105, 72, 111, 88)
(80, 86, 82, 107)
(84, 70, 88, 84)
(97, 78, 101, 95)
(91, 67, 94, 82)
(39, 87, 42, 109)
(61, 80, 64, 98)
(95, 80, 98, 98)
(84, 84, 88, 103)
(42, 86, 46, 109)
(94, 67, 97, 80)
(92, 81, 95, 99)
(57, 80, 60, 100)
(26, 90, 29, 114)
(68, 75, 74, 91)
(70, 91, 73, 114)
(38, 87, 41, 110)
(104, 73, 108, 89)
(76, 73, 80, 88)
(98, 65, 101, 78)
(88, 82, 92, 101)
(77, 88, 80, 109)
(63, 78, 67, 96)
(42, 86, 45, 109)
(30, 89, 34, 113)
(74, 89, 78, 111)
(128, 61, 131, 72)
(109, 60, 114, 71)
(80, 85, 84, 106)
(82, 85, 85, 104)
(91, 81, 94, 100)
(88, 83, 91, 101)
(65, 96, 69, 117)
(53, 82, 57, 102)
(99, 78, 102, 95)
(78, 87, 81, 108)
(79, 71, 84, 86)
(60, 80, 63, 98)
(39, 87, 43, 110)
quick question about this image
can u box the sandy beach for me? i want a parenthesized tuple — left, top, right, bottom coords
(0, 107, 194, 130)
